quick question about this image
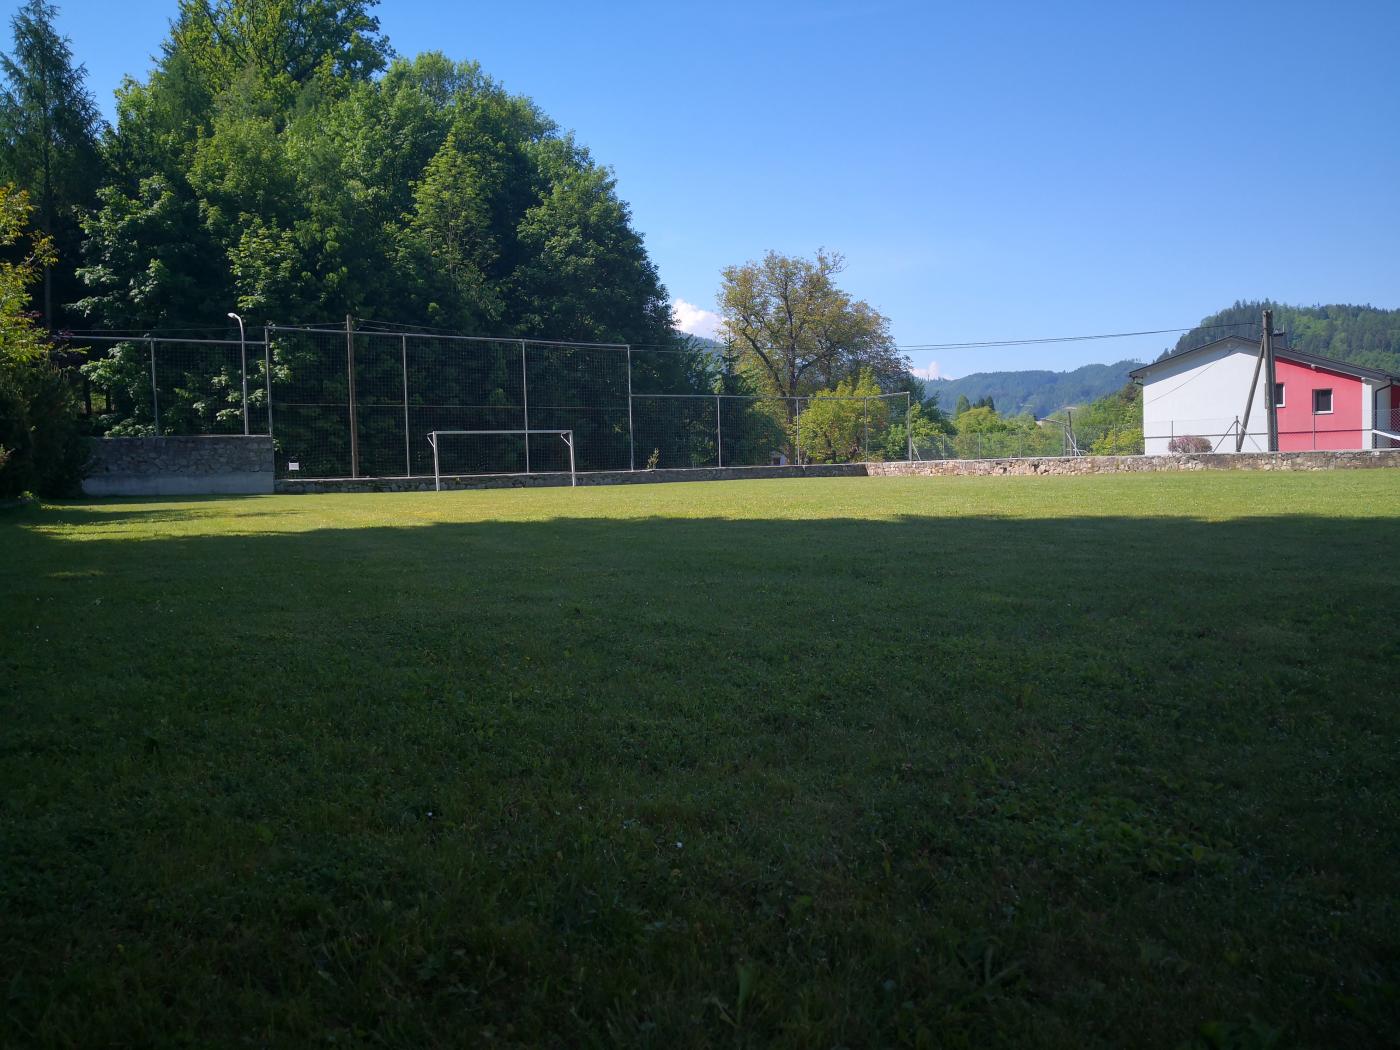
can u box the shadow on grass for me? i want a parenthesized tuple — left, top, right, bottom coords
(2, 508, 1399, 1049)
(6, 494, 293, 530)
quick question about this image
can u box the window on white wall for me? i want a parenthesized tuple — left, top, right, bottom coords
(1273, 382, 1285, 407)
(1313, 388, 1333, 414)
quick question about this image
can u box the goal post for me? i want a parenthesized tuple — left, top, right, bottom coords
(427, 429, 576, 490)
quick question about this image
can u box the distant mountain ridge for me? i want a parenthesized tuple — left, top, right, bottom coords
(917, 301, 1400, 417)
(682, 334, 723, 351)
(922, 359, 1141, 417)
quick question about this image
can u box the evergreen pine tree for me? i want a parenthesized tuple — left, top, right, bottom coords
(0, 0, 104, 327)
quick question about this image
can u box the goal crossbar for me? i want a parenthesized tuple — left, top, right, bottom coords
(426, 429, 576, 490)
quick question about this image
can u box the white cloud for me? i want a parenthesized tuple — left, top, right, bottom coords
(911, 361, 947, 381)
(671, 298, 723, 340)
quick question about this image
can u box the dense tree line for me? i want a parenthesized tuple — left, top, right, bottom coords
(0, 0, 731, 472)
(70, 0, 676, 345)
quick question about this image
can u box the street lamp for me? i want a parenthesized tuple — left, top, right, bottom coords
(228, 311, 248, 435)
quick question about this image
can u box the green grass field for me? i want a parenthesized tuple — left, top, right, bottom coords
(4, 473, 1399, 1048)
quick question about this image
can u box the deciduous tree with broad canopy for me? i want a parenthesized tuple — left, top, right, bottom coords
(718, 249, 907, 400)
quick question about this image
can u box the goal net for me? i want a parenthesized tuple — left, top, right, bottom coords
(426, 429, 576, 489)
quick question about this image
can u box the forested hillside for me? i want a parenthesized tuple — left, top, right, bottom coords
(1171, 301, 1400, 374)
(922, 359, 1140, 417)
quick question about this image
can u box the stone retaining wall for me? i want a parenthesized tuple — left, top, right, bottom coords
(273, 447, 1400, 493)
(866, 448, 1400, 477)
(84, 436, 275, 496)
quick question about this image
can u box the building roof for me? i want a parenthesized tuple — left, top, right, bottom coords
(1129, 335, 1400, 384)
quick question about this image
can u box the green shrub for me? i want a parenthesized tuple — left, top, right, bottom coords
(0, 185, 90, 497)
(0, 357, 89, 498)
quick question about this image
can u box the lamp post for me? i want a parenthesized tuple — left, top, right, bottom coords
(228, 311, 248, 435)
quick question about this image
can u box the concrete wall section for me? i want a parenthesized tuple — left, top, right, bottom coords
(84, 436, 275, 496)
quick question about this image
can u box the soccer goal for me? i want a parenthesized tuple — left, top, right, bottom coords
(426, 429, 576, 490)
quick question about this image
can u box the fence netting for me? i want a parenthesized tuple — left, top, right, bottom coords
(60, 329, 915, 479)
(264, 328, 637, 477)
(61, 337, 272, 438)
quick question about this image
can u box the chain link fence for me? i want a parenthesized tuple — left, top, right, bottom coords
(64, 336, 272, 439)
(62, 328, 911, 479)
(913, 424, 1143, 461)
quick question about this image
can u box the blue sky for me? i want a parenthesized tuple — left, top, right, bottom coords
(11, 0, 1400, 377)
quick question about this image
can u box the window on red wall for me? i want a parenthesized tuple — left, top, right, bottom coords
(1273, 382, 1285, 407)
(1313, 388, 1333, 414)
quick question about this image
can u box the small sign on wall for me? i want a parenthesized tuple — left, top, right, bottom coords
(288, 461, 300, 471)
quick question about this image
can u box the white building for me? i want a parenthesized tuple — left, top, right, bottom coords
(1130, 336, 1400, 454)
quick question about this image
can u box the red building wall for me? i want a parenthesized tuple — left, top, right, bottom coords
(1273, 357, 1367, 451)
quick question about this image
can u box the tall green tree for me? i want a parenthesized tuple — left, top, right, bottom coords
(0, 185, 85, 495)
(718, 250, 905, 399)
(512, 138, 673, 345)
(0, 0, 104, 327)
(718, 250, 907, 458)
(80, 2, 679, 349)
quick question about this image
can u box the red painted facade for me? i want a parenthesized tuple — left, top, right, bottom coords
(1273, 356, 1369, 451)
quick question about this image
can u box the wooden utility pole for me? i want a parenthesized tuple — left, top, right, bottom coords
(346, 314, 360, 478)
(1262, 308, 1278, 452)
(1237, 309, 1272, 452)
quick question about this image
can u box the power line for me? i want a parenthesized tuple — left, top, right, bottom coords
(632, 322, 1256, 353)
(896, 322, 1254, 352)
(52, 319, 1256, 357)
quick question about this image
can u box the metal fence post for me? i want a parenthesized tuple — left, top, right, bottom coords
(906, 391, 913, 462)
(263, 325, 273, 436)
(715, 394, 723, 467)
(148, 336, 159, 433)
(402, 334, 411, 476)
(794, 397, 801, 466)
(345, 315, 359, 478)
(626, 346, 635, 471)
(520, 340, 530, 474)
